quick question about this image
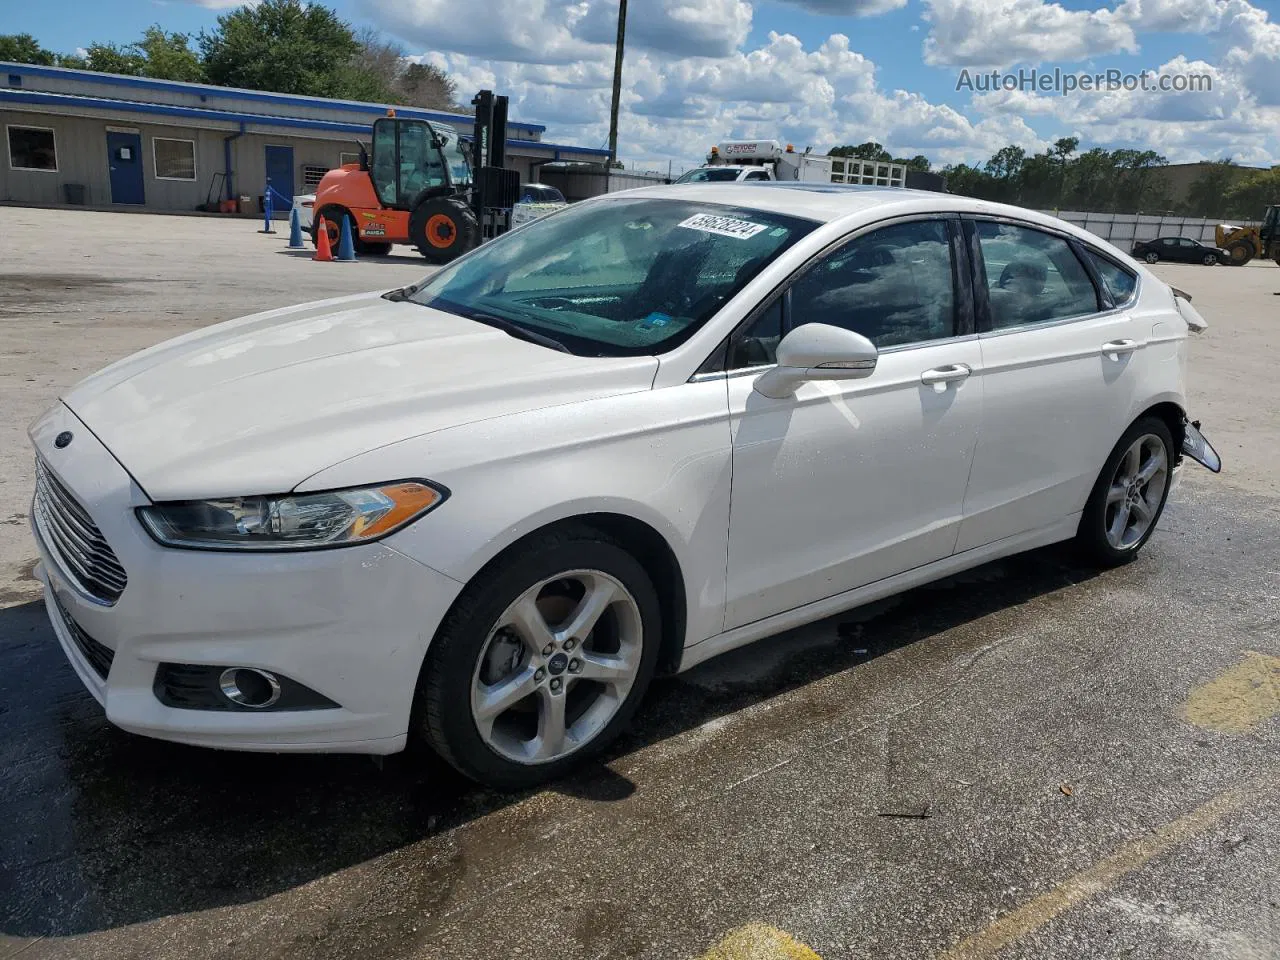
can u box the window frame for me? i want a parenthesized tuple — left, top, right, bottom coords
(1076, 243, 1140, 310)
(701, 212, 974, 377)
(965, 215, 1119, 336)
(151, 136, 197, 182)
(7, 124, 57, 173)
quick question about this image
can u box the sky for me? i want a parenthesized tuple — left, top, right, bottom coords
(7, 0, 1280, 173)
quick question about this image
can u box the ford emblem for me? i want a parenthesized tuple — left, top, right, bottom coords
(54, 431, 73, 449)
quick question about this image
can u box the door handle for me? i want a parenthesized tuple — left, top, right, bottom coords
(920, 363, 972, 392)
(1102, 339, 1138, 360)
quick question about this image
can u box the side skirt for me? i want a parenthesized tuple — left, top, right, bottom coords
(677, 514, 1081, 672)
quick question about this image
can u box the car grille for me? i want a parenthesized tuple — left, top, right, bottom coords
(33, 457, 128, 604)
(52, 592, 115, 680)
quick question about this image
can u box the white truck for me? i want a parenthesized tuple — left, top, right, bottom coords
(674, 140, 911, 187)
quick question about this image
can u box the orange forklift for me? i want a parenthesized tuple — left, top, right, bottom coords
(311, 90, 520, 263)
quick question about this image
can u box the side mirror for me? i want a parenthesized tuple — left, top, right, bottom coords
(754, 323, 878, 399)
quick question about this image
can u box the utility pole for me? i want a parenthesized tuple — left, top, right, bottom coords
(607, 0, 628, 166)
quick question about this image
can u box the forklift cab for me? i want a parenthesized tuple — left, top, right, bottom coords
(370, 117, 471, 210)
(1262, 205, 1279, 244)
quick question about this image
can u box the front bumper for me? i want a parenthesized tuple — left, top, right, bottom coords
(29, 402, 464, 754)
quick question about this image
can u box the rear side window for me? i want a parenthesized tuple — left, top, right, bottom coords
(976, 222, 1099, 329)
(1083, 249, 1137, 306)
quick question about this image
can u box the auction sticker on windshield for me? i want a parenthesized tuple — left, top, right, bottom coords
(678, 213, 768, 240)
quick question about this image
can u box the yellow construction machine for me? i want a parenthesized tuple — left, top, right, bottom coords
(1214, 204, 1280, 265)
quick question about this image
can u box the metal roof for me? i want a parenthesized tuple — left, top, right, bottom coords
(1, 61, 547, 133)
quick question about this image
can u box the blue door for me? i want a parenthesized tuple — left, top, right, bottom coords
(264, 145, 294, 208)
(106, 132, 144, 205)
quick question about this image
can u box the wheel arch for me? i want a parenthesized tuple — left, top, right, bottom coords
(1133, 399, 1186, 454)
(434, 510, 689, 677)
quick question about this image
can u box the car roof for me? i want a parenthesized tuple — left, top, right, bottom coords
(601, 182, 1111, 238)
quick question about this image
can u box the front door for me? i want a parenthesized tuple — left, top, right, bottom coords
(956, 218, 1141, 551)
(264, 145, 294, 207)
(106, 131, 144, 205)
(723, 217, 983, 629)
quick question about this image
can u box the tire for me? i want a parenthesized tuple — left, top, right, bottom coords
(362, 241, 393, 257)
(1076, 416, 1175, 567)
(1226, 239, 1255, 265)
(417, 524, 662, 789)
(312, 205, 347, 250)
(409, 196, 479, 264)
(1144, 251, 1159, 264)
(1202, 253, 1218, 266)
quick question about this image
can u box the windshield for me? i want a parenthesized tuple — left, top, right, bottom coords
(440, 130, 471, 186)
(409, 198, 815, 356)
(675, 168, 745, 183)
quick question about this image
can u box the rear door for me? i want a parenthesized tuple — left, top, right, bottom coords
(956, 218, 1141, 551)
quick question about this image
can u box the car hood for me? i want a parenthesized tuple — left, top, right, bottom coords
(62, 292, 658, 501)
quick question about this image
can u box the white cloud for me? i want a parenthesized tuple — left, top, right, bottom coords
(574, 0, 752, 58)
(922, 0, 1139, 67)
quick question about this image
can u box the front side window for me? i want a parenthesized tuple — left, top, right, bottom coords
(1179, 238, 1197, 248)
(153, 138, 196, 180)
(1083, 249, 1137, 305)
(789, 218, 957, 348)
(976, 221, 1099, 329)
(8, 125, 56, 171)
(397, 122, 446, 200)
(744, 171, 770, 181)
(439, 129, 470, 187)
(371, 120, 398, 205)
(410, 198, 815, 356)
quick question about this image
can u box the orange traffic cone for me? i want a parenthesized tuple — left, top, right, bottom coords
(313, 217, 334, 261)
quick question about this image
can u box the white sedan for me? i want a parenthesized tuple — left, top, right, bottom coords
(29, 184, 1219, 789)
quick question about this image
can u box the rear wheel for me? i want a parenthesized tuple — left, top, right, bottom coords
(417, 525, 661, 789)
(409, 197, 479, 264)
(1077, 417, 1175, 566)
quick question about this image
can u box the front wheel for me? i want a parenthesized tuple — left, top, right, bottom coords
(409, 197, 480, 264)
(1144, 251, 1159, 263)
(1077, 417, 1175, 566)
(1202, 253, 1218, 266)
(417, 526, 662, 789)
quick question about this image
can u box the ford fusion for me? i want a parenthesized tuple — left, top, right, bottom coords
(30, 184, 1220, 788)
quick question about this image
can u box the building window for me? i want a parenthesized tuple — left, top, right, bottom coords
(153, 138, 196, 181)
(7, 125, 56, 172)
(301, 164, 330, 189)
(340, 151, 361, 167)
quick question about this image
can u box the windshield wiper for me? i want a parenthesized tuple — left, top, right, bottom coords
(470, 312, 572, 354)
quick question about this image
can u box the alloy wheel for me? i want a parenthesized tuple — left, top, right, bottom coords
(1104, 434, 1169, 550)
(470, 569, 643, 764)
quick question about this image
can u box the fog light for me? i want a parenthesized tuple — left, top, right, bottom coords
(219, 667, 281, 708)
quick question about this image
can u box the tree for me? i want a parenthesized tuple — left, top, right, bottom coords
(0, 33, 57, 65)
(902, 154, 931, 173)
(348, 28, 459, 109)
(200, 0, 363, 98)
(136, 27, 204, 82)
(82, 43, 147, 76)
(830, 141, 893, 161)
(397, 62, 457, 111)
(984, 145, 1025, 181)
(1224, 167, 1280, 221)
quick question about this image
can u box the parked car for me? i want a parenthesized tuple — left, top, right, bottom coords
(511, 183, 568, 227)
(30, 185, 1219, 789)
(1131, 236, 1224, 265)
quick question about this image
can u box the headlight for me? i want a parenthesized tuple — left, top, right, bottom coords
(137, 481, 446, 551)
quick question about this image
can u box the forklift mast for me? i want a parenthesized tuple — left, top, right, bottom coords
(470, 89, 521, 234)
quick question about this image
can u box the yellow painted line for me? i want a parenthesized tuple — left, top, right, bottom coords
(936, 770, 1278, 960)
(699, 922, 822, 960)
(1184, 651, 1280, 734)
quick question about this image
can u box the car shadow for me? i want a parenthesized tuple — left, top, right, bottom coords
(0, 544, 1102, 937)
